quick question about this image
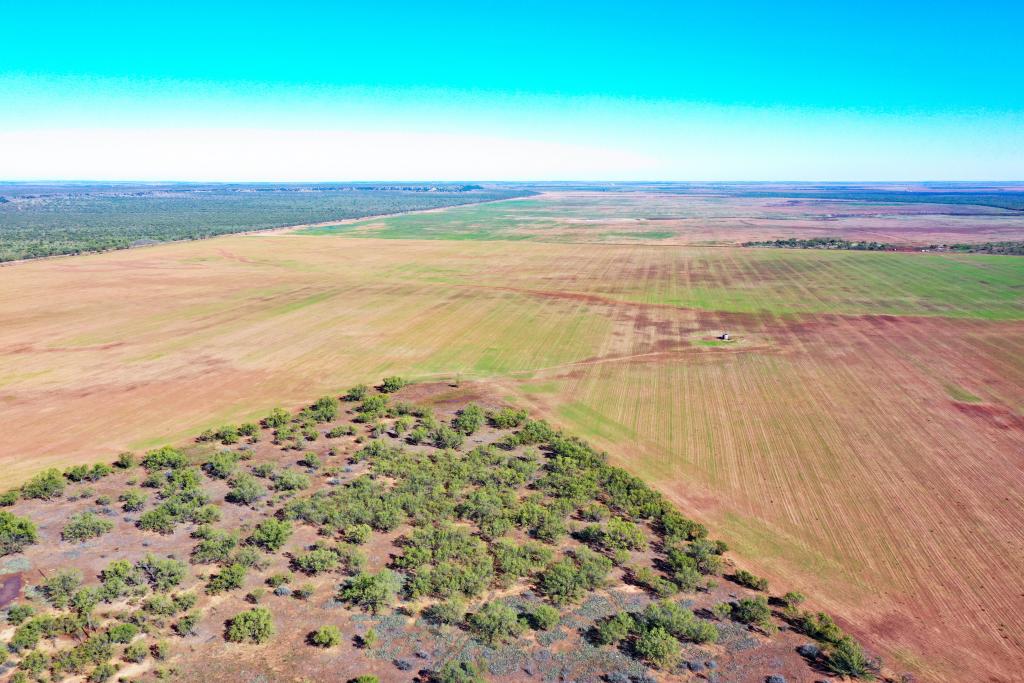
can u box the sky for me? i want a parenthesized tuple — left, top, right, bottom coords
(1, 1, 1022, 181)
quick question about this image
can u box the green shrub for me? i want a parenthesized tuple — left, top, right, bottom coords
(797, 610, 845, 643)
(407, 425, 430, 444)
(251, 462, 276, 478)
(225, 607, 274, 644)
(641, 600, 717, 643)
(0, 510, 38, 555)
(122, 641, 148, 663)
(634, 625, 681, 669)
(826, 636, 880, 678)
(248, 518, 292, 551)
(137, 554, 188, 591)
(344, 384, 370, 401)
(527, 603, 560, 630)
(263, 408, 291, 429)
(433, 660, 485, 683)
(423, 598, 466, 625)
(468, 601, 525, 646)
(141, 446, 189, 471)
(274, 469, 311, 491)
(204, 451, 240, 479)
(344, 523, 372, 545)
(731, 595, 773, 631)
(733, 568, 768, 591)
(338, 570, 401, 614)
(41, 568, 83, 607)
(206, 563, 247, 594)
(293, 547, 339, 575)
(380, 376, 407, 393)
(309, 625, 342, 647)
(594, 612, 635, 645)
(89, 662, 118, 682)
(7, 603, 34, 625)
(431, 425, 464, 450)
(487, 407, 528, 429)
(62, 512, 114, 542)
(190, 527, 238, 564)
(214, 425, 240, 445)
(452, 403, 485, 435)
(632, 566, 678, 598)
(119, 489, 147, 511)
(327, 424, 356, 438)
(116, 451, 136, 469)
(152, 639, 170, 660)
(307, 396, 339, 422)
(174, 612, 201, 637)
(21, 468, 65, 499)
(106, 622, 139, 643)
(782, 590, 806, 610)
(602, 517, 648, 551)
(226, 473, 267, 505)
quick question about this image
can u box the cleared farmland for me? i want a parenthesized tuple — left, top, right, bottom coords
(304, 191, 1024, 247)
(1, 197, 1023, 681)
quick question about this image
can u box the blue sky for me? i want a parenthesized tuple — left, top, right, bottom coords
(1, 1, 1022, 180)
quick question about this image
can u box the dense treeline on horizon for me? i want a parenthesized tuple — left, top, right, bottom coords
(0, 184, 531, 262)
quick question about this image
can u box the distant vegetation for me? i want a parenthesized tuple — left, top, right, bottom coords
(744, 237, 1024, 255)
(744, 237, 892, 251)
(928, 241, 1024, 255)
(0, 183, 532, 261)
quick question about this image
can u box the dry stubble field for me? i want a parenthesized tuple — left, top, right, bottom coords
(1, 193, 1023, 681)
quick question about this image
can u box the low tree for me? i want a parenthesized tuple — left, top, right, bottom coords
(206, 563, 247, 594)
(432, 660, 485, 683)
(0, 510, 38, 555)
(731, 595, 773, 632)
(62, 512, 114, 542)
(432, 425, 464, 450)
(292, 547, 339, 575)
(733, 568, 768, 591)
(468, 601, 525, 645)
(119, 489, 147, 512)
(594, 612, 635, 645)
(225, 607, 274, 644)
(487, 407, 528, 429)
(308, 396, 339, 423)
(309, 625, 342, 648)
(452, 403, 485, 435)
(345, 384, 370, 401)
(380, 376, 407, 393)
(21, 468, 65, 500)
(248, 518, 292, 552)
(633, 625, 681, 669)
(527, 603, 560, 631)
(826, 636, 880, 678)
(339, 570, 401, 614)
(423, 598, 466, 626)
(226, 474, 266, 505)
(263, 408, 291, 429)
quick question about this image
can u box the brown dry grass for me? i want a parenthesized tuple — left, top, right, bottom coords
(0, 221, 1022, 680)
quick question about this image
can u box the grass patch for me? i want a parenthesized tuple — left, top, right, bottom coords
(945, 383, 983, 403)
